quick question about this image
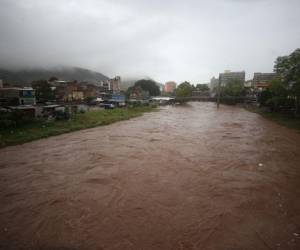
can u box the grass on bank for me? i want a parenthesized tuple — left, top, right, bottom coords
(246, 106, 300, 132)
(0, 106, 155, 148)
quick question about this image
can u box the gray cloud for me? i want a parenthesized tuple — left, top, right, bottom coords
(0, 0, 299, 83)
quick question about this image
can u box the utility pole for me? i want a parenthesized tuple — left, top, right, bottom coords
(217, 80, 221, 108)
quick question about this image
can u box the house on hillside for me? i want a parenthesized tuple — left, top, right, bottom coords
(54, 81, 84, 102)
(79, 83, 99, 99)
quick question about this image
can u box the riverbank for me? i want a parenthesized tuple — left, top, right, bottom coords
(0, 106, 156, 148)
(245, 106, 300, 132)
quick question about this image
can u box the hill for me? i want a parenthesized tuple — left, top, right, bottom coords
(0, 66, 110, 86)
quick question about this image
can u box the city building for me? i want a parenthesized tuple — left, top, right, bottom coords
(65, 82, 84, 102)
(219, 70, 245, 87)
(99, 76, 121, 93)
(164, 81, 177, 93)
(110, 76, 121, 93)
(79, 83, 99, 99)
(0, 87, 36, 106)
(252, 72, 280, 89)
(54, 82, 84, 102)
(99, 80, 111, 92)
(210, 77, 219, 90)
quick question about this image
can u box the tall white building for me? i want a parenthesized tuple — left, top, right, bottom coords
(219, 70, 245, 86)
(210, 77, 219, 90)
(110, 76, 121, 92)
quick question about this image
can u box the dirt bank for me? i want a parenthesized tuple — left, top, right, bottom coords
(0, 102, 300, 249)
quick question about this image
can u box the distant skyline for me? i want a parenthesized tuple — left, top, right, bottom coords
(0, 0, 299, 84)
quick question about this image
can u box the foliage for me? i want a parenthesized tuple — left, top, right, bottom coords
(0, 106, 156, 148)
(54, 110, 71, 120)
(176, 81, 193, 97)
(0, 110, 35, 129)
(246, 106, 300, 131)
(32, 79, 55, 102)
(258, 79, 288, 111)
(126, 86, 150, 100)
(131, 79, 160, 96)
(221, 79, 245, 97)
(274, 48, 300, 114)
(274, 48, 300, 85)
(258, 88, 272, 107)
(269, 79, 288, 96)
(48, 76, 58, 82)
(0, 112, 16, 129)
(195, 84, 209, 91)
(84, 96, 95, 104)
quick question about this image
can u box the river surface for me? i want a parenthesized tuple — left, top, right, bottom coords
(1, 102, 300, 250)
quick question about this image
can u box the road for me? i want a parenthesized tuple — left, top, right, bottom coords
(1, 102, 300, 250)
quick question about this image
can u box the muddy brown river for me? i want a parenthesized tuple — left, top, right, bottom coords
(1, 102, 300, 250)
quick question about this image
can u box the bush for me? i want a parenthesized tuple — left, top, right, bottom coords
(258, 89, 272, 107)
(0, 110, 35, 130)
(266, 96, 286, 112)
(54, 110, 71, 120)
(176, 82, 193, 98)
(0, 117, 16, 129)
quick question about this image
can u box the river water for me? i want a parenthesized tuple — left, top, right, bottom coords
(1, 102, 300, 250)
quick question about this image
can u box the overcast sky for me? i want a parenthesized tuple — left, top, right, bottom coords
(0, 0, 299, 83)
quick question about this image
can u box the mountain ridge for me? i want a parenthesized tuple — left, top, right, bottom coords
(0, 66, 110, 86)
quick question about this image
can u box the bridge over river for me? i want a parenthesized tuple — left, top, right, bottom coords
(0, 102, 300, 249)
(152, 96, 256, 105)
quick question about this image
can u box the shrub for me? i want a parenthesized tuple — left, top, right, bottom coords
(54, 110, 71, 120)
(0, 110, 35, 130)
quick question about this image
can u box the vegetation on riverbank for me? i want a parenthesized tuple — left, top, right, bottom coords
(258, 49, 300, 115)
(246, 106, 300, 132)
(0, 106, 156, 148)
(245, 48, 300, 131)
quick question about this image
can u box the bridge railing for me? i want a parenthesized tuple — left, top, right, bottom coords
(174, 96, 256, 104)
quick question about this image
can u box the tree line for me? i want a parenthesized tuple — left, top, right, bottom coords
(258, 48, 300, 116)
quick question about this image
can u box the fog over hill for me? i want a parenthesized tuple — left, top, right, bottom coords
(0, 66, 109, 86)
(1, 1, 299, 83)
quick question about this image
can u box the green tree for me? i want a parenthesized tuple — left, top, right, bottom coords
(133, 79, 160, 96)
(32, 80, 55, 102)
(176, 81, 193, 97)
(222, 79, 245, 97)
(274, 48, 300, 115)
(258, 88, 272, 107)
(196, 84, 209, 91)
(48, 76, 58, 82)
(266, 79, 288, 112)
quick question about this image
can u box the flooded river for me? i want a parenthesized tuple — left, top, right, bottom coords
(1, 102, 300, 250)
